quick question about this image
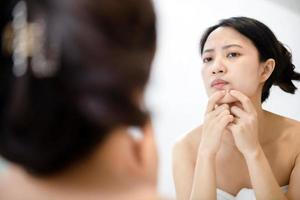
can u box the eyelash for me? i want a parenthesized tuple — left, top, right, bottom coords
(202, 52, 241, 63)
(227, 52, 241, 58)
(202, 57, 212, 63)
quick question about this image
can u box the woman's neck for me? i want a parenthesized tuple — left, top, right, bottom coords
(0, 128, 158, 200)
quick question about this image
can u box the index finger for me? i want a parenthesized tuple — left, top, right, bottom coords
(229, 90, 256, 113)
(205, 90, 226, 114)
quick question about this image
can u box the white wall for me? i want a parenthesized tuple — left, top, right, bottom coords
(148, 0, 300, 198)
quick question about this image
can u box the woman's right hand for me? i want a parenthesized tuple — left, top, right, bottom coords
(198, 90, 234, 157)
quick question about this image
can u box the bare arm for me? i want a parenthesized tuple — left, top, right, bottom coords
(228, 90, 288, 200)
(189, 152, 217, 200)
(244, 148, 288, 200)
(172, 91, 233, 200)
(172, 140, 196, 200)
(285, 148, 300, 199)
(172, 138, 218, 200)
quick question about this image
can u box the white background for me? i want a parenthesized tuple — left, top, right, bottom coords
(147, 0, 300, 198)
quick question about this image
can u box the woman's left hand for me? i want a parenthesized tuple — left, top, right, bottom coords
(227, 90, 261, 157)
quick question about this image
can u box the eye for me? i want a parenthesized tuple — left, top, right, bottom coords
(227, 52, 240, 58)
(202, 57, 212, 63)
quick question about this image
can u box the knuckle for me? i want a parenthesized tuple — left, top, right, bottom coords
(221, 105, 229, 112)
(223, 110, 230, 115)
(222, 103, 229, 108)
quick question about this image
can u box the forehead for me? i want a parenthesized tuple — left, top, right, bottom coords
(203, 27, 255, 51)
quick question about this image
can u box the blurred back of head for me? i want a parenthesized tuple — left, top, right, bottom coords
(0, 0, 156, 176)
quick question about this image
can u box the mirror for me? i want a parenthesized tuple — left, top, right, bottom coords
(148, 0, 300, 198)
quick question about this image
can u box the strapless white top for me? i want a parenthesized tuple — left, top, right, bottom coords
(217, 185, 288, 200)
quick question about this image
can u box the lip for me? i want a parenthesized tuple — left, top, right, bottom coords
(210, 79, 229, 89)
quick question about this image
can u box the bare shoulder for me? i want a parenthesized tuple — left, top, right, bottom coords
(284, 117, 300, 151)
(172, 126, 203, 198)
(0, 166, 13, 199)
(172, 126, 203, 162)
(0, 166, 10, 192)
(281, 117, 300, 198)
(279, 115, 300, 139)
(267, 111, 300, 132)
(269, 112, 300, 149)
(0, 165, 31, 200)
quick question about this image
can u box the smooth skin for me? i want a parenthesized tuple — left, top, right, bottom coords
(172, 27, 300, 200)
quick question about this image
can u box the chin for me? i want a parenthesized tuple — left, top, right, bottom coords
(217, 93, 237, 105)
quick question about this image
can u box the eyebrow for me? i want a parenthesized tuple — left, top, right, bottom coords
(203, 44, 243, 54)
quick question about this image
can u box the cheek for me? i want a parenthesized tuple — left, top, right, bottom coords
(218, 77, 260, 104)
(232, 68, 261, 96)
(201, 68, 211, 91)
(220, 67, 260, 104)
(201, 67, 210, 85)
(201, 67, 207, 81)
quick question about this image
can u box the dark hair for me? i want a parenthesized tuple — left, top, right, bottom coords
(0, 0, 156, 176)
(200, 16, 300, 102)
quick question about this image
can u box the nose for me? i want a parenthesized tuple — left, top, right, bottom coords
(211, 58, 226, 75)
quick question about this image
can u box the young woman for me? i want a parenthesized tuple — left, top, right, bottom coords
(0, 0, 161, 199)
(173, 17, 300, 200)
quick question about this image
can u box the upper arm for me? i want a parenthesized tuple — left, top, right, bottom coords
(286, 127, 300, 200)
(172, 141, 195, 200)
(172, 127, 202, 200)
(286, 153, 300, 200)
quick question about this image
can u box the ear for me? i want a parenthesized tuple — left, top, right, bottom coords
(260, 58, 275, 82)
(128, 121, 158, 183)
